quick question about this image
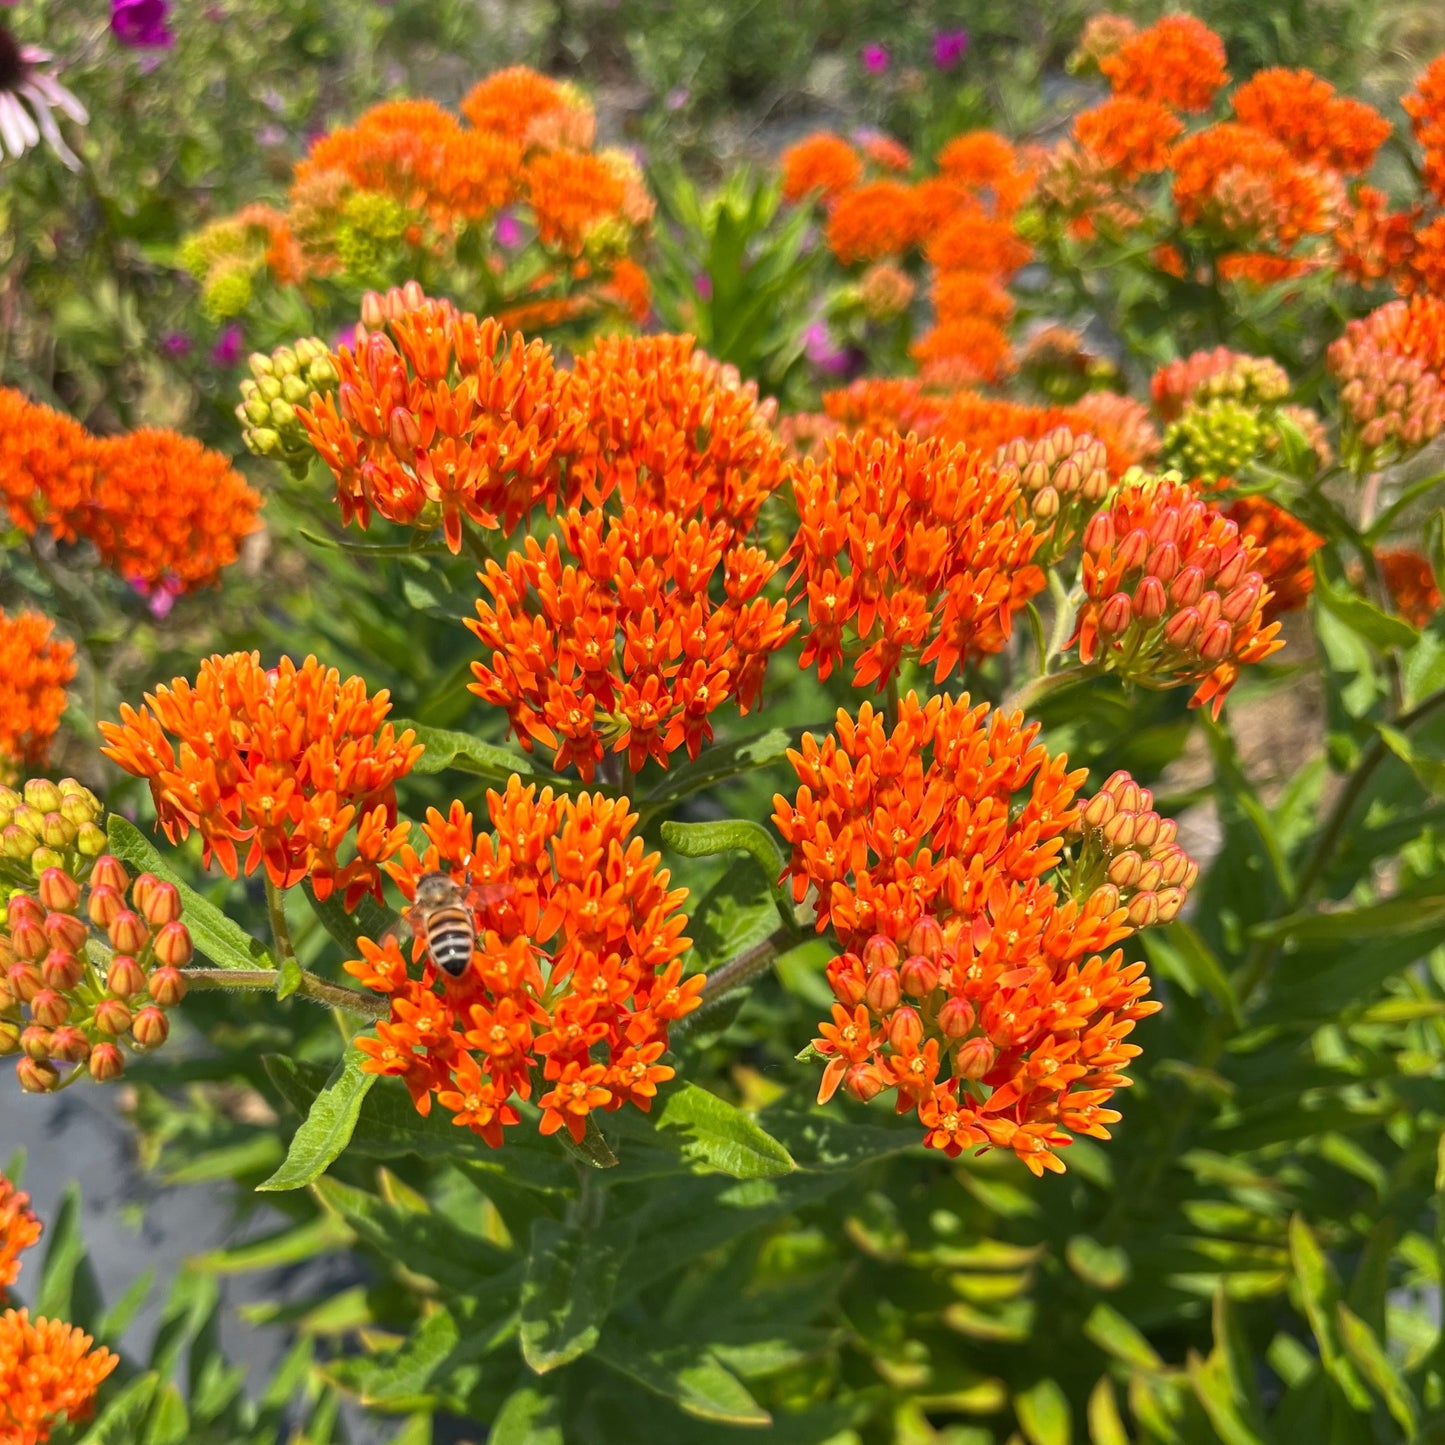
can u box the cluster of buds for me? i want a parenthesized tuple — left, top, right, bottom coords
(994, 425, 1111, 563)
(857, 263, 916, 322)
(2, 847, 192, 1092)
(237, 339, 340, 476)
(1063, 771, 1199, 930)
(1074, 477, 1285, 716)
(1161, 398, 1268, 483)
(1151, 347, 1290, 423)
(1328, 297, 1445, 464)
(0, 779, 105, 886)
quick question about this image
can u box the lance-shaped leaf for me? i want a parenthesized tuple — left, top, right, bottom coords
(594, 1327, 771, 1426)
(257, 1043, 377, 1192)
(661, 819, 795, 933)
(520, 1218, 630, 1373)
(401, 722, 584, 790)
(654, 1082, 795, 1178)
(492, 1383, 565, 1445)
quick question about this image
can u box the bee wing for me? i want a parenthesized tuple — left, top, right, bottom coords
(464, 879, 517, 912)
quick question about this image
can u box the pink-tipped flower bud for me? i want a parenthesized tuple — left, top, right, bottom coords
(87, 884, 123, 929)
(138, 880, 181, 928)
(1214, 546, 1248, 591)
(1131, 812, 1162, 850)
(1169, 565, 1206, 608)
(828, 954, 868, 1008)
(20, 1025, 53, 1061)
(40, 812, 76, 850)
(1101, 811, 1137, 850)
(147, 966, 188, 1008)
(48, 1026, 90, 1063)
(7, 893, 44, 931)
(906, 916, 944, 964)
(1082, 510, 1115, 554)
(17, 1057, 61, 1093)
(1082, 791, 1117, 830)
(1155, 887, 1187, 922)
(88, 855, 130, 894)
(1163, 607, 1202, 650)
(93, 998, 133, 1037)
(937, 996, 976, 1039)
(865, 965, 903, 1016)
(899, 953, 941, 998)
(887, 1006, 925, 1052)
(1146, 541, 1182, 582)
(1116, 527, 1151, 571)
(1136, 858, 1165, 892)
(0, 1019, 22, 1055)
(88, 1043, 125, 1083)
(956, 1036, 997, 1080)
(40, 948, 83, 993)
(10, 916, 47, 963)
(1134, 575, 1167, 622)
(45, 911, 89, 954)
(105, 956, 147, 1000)
(1106, 850, 1143, 889)
(6, 961, 41, 1004)
(1221, 577, 1263, 624)
(862, 935, 901, 975)
(131, 1006, 169, 1050)
(843, 1062, 887, 1103)
(37, 868, 81, 914)
(1126, 891, 1161, 929)
(1199, 619, 1235, 662)
(107, 910, 149, 956)
(152, 921, 194, 968)
(1099, 591, 1133, 637)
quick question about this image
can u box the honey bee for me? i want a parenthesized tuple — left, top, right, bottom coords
(406, 871, 480, 979)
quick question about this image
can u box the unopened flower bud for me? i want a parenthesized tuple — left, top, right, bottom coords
(20, 1024, 53, 1060)
(152, 921, 193, 968)
(6, 961, 41, 1004)
(1163, 607, 1201, 650)
(48, 1026, 91, 1064)
(887, 1006, 925, 1052)
(40, 948, 83, 992)
(89, 856, 130, 893)
(105, 956, 147, 999)
(1101, 811, 1136, 850)
(131, 1006, 169, 1050)
(76, 823, 107, 857)
(37, 868, 80, 913)
(1134, 575, 1167, 622)
(1106, 850, 1143, 889)
(93, 998, 133, 1037)
(87, 884, 123, 929)
(1147, 541, 1181, 581)
(23, 779, 63, 812)
(30, 989, 69, 1029)
(900, 952, 941, 998)
(1169, 566, 1206, 608)
(88, 1043, 124, 1082)
(30, 846, 64, 877)
(906, 916, 944, 964)
(1116, 527, 1151, 571)
(108, 910, 149, 955)
(843, 1062, 887, 1103)
(828, 954, 867, 1007)
(147, 966, 188, 1008)
(862, 935, 900, 975)
(865, 965, 902, 1016)
(0, 1019, 21, 1054)
(937, 996, 976, 1038)
(1126, 891, 1161, 929)
(10, 916, 47, 962)
(1082, 791, 1117, 830)
(1082, 511, 1115, 554)
(2, 825, 38, 862)
(1221, 577, 1263, 624)
(1199, 619, 1234, 662)
(956, 1036, 997, 1080)
(40, 812, 76, 849)
(17, 1057, 60, 1092)
(1136, 858, 1165, 892)
(1099, 591, 1132, 636)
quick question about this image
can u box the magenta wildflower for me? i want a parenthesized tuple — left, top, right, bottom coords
(861, 43, 890, 75)
(933, 29, 969, 69)
(111, 0, 174, 50)
(210, 323, 243, 367)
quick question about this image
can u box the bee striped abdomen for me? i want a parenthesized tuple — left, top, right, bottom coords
(423, 905, 477, 977)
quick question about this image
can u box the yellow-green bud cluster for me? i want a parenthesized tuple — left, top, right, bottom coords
(994, 425, 1111, 564)
(0, 779, 105, 889)
(1162, 398, 1266, 483)
(583, 214, 633, 266)
(1063, 770, 1198, 931)
(2, 849, 193, 1092)
(178, 218, 264, 321)
(237, 339, 340, 477)
(334, 190, 410, 286)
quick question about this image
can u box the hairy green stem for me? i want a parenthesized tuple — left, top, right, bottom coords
(183, 967, 388, 1020)
(671, 925, 798, 1039)
(264, 877, 297, 968)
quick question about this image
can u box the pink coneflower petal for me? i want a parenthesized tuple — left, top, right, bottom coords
(23, 83, 80, 168)
(0, 91, 37, 155)
(0, 24, 87, 169)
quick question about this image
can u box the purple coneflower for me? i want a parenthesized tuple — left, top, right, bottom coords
(933, 29, 969, 69)
(860, 43, 889, 75)
(0, 22, 87, 170)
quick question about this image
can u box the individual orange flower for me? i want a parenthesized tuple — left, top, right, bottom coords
(775, 697, 1179, 1174)
(786, 432, 1043, 690)
(300, 292, 586, 549)
(567, 333, 787, 542)
(1224, 495, 1323, 619)
(1232, 68, 1391, 175)
(84, 431, 261, 595)
(1151, 347, 1290, 422)
(1099, 14, 1228, 114)
(1404, 54, 1445, 207)
(99, 653, 420, 906)
(1074, 477, 1285, 716)
(780, 131, 863, 204)
(0, 1308, 118, 1443)
(346, 782, 698, 1146)
(0, 612, 75, 777)
(1073, 96, 1183, 178)
(467, 501, 796, 780)
(0, 389, 98, 542)
(523, 147, 628, 251)
(0, 1174, 40, 1293)
(1404, 215, 1445, 299)
(461, 68, 595, 150)
(1328, 296, 1445, 457)
(1378, 548, 1442, 627)
(825, 181, 922, 264)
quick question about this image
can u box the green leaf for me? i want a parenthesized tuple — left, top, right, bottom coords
(684, 859, 784, 975)
(1403, 622, 1445, 710)
(643, 726, 810, 806)
(661, 819, 794, 932)
(190, 1217, 354, 1274)
(594, 1328, 771, 1426)
(520, 1217, 629, 1373)
(1287, 1214, 1372, 1410)
(1086, 1379, 1130, 1445)
(401, 722, 570, 787)
(654, 1082, 796, 1178)
(1141, 923, 1240, 1026)
(106, 817, 274, 971)
(1312, 558, 1420, 650)
(1187, 1351, 1267, 1445)
(492, 1383, 565, 1445)
(1255, 888, 1445, 941)
(1336, 1301, 1417, 1435)
(1065, 1235, 1129, 1290)
(1015, 1378, 1072, 1445)
(303, 879, 403, 958)
(354, 1308, 462, 1405)
(257, 1044, 377, 1192)
(74, 1375, 162, 1444)
(1377, 722, 1445, 795)
(1083, 1302, 1164, 1372)
(35, 1186, 93, 1324)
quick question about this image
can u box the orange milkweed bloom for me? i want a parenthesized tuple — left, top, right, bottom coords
(98, 652, 420, 906)
(933, 131, 1035, 219)
(925, 211, 1031, 278)
(1099, 14, 1228, 114)
(461, 67, 595, 150)
(774, 696, 1179, 1175)
(0, 389, 97, 542)
(1073, 96, 1183, 179)
(1404, 54, 1445, 207)
(84, 431, 262, 595)
(1378, 548, 1442, 628)
(523, 147, 628, 252)
(1328, 295, 1445, 456)
(1151, 346, 1290, 422)
(0, 611, 75, 777)
(1224, 495, 1323, 620)
(786, 432, 1044, 690)
(0, 1174, 41, 1293)
(299, 294, 586, 549)
(1069, 391, 1162, 471)
(1074, 477, 1285, 716)
(824, 180, 923, 264)
(467, 502, 796, 780)
(0, 1308, 118, 1443)
(911, 318, 1014, 385)
(857, 131, 912, 174)
(346, 782, 699, 1145)
(1403, 215, 1445, 299)
(779, 131, 863, 204)
(1232, 67, 1391, 175)
(931, 269, 1014, 326)
(1333, 186, 1420, 290)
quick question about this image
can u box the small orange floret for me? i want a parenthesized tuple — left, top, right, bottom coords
(780, 131, 863, 203)
(0, 611, 75, 776)
(1099, 14, 1228, 114)
(1225, 495, 1323, 619)
(1404, 53, 1445, 207)
(0, 1174, 41, 1294)
(0, 1308, 118, 1442)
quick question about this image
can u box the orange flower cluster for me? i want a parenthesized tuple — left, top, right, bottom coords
(0, 612, 74, 778)
(346, 784, 700, 1145)
(1151, 347, 1290, 422)
(2, 839, 193, 1093)
(300, 292, 584, 550)
(1334, 186, 1423, 290)
(99, 653, 420, 906)
(1073, 97, 1183, 180)
(0, 1173, 118, 1444)
(826, 180, 923, 266)
(1224, 495, 1323, 619)
(0, 390, 259, 598)
(1378, 548, 1442, 628)
(780, 132, 864, 205)
(1405, 55, 1445, 207)
(1075, 477, 1285, 715)
(994, 426, 1111, 562)
(774, 695, 1177, 1174)
(787, 432, 1044, 690)
(1232, 68, 1391, 175)
(468, 501, 796, 780)
(0, 388, 96, 542)
(1098, 14, 1228, 113)
(1328, 296, 1445, 456)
